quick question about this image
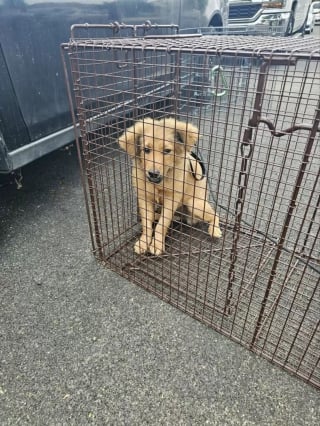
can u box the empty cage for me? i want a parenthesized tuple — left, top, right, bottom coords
(62, 28, 320, 388)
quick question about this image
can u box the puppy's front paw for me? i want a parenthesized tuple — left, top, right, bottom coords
(209, 224, 222, 239)
(149, 237, 165, 256)
(134, 237, 149, 255)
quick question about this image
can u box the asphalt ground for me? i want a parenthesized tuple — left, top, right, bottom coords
(1, 144, 320, 425)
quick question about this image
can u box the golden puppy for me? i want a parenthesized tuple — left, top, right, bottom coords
(118, 117, 221, 255)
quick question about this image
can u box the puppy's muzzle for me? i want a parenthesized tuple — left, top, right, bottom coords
(147, 170, 162, 184)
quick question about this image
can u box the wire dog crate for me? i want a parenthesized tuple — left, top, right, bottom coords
(62, 26, 320, 388)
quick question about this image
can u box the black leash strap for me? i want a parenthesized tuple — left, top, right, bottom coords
(189, 151, 206, 181)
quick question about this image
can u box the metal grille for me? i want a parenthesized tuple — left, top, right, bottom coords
(62, 29, 320, 388)
(228, 3, 261, 20)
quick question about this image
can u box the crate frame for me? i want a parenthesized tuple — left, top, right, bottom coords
(62, 26, 320, 388)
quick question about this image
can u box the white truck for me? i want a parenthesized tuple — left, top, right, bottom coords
(228, 0, 311, 36)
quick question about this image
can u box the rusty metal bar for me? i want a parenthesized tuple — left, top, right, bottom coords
(71, 22, 179, 39)
(225, 60, 269, 314)
(251, 100, 320, 348)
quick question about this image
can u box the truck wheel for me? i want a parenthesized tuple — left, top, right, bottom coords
(209, 14, 223, 32)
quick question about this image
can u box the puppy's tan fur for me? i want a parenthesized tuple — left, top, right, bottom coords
(119, 117, 221, 255)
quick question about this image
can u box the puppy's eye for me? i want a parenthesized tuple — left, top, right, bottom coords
(143, 147, 151, 154)
(163, 148, 172, 154)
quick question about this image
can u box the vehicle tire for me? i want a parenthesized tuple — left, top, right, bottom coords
(285, 12, 295, 36)
(209, 14, 223, 32)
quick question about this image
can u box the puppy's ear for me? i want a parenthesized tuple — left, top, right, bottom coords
(118, 121, 144, 157)
(163, 118, 199, 153)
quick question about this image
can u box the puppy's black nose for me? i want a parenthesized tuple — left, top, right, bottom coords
(148, 170, 161, 180)
(147, 170, 162, 183)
